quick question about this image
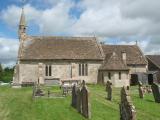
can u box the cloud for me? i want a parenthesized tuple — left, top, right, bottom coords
(0, 1, 75, 35)
(0, 0, 160, 67)
(0, 37, 19, 67)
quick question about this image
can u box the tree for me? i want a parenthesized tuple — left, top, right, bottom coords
(0, 63, 3, 80)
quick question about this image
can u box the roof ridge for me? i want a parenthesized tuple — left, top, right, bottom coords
(103, 44, 136, 46)
(29, 35, 95, 40)
(135, 45, 148, 64)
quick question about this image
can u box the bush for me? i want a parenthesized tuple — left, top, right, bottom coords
(0, 66, 14, 83)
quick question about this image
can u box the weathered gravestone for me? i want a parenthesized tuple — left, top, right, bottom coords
(120, 87, 136, 120)
(81, 80, 91, 119)
(32, 84, 36, 99)
(71, 84, 77, 108)
(106, 81, 112, 101)
(76, 88, 82, 113)
(151, 83, 160, 103)
(138, 82, 144, 99)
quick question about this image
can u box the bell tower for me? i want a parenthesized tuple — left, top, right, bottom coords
(18, 7, 26, 40)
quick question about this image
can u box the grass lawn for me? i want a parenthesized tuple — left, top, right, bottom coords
(0, 85, 160, 120)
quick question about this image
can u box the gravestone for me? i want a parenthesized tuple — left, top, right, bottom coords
(32, 84, 36, 99)
(146, 85, 152, 93)
(138, 82, 144, 99)
(81, 80, 91, 119)
(120, 87, 136, 120)
(76, 88, 82, 113)
(106, 81, 112, 101)
(151, 83, 160, 103)
(71, 84, 77, 108)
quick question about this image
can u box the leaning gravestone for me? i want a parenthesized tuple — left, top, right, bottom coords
(81, 80, 91, 119)
(106, 81, 112, 101)
(138, 82, 144, 99)
(120, 87, 136, 120)
(71, 84, 77, 108)
(151, 83, 160, 103)
(76, 88, 82, 113)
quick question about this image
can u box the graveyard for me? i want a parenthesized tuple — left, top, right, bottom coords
(0, 84, 160, 120)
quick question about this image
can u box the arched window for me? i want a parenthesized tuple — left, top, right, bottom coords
(45, 65, 52, 76)
(119, 72, 121, 80)
(49, 65, 52, 76)
(108, 72, 111, 80)
(79, 63, 88, 76)
(45, 65, 48, 76)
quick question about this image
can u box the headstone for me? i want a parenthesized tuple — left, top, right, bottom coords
(76, 88, 82, 113)
(120, 87, 136, 120)
(71, 84, 77, 108)
(151, 83, 160, 103)
(138, 82, 144, 99)
(81, 80, 91, 119)
(146, 85, 152, 93)
(106, 81, 112, 101)
(48, 90, 50, 97)
(32, 84, 36, 99)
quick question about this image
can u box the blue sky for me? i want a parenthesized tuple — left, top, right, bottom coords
(0, 0, 160, 67)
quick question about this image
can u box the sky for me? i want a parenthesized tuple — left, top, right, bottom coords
(0, 0, 160, 67)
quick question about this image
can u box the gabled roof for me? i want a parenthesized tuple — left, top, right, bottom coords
(102, 45, 147, 65)
(146, 55, 160, 69)
(19, 36, 103, 60)
(100, 52, 129, 71)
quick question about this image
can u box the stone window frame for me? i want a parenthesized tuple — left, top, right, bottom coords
(79, 63, 88, 76)
(108, 72, 111, 80)
(119, 72, 121, 80)
(45, 65, 52, 77)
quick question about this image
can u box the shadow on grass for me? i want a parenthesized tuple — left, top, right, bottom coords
(145, 99, 154, 103)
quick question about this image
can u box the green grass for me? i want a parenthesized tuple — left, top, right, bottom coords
(0, 85, 160, 120)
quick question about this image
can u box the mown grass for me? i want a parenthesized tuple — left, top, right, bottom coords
(0, 85, 159, 120)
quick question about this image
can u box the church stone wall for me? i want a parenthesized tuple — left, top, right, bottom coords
(71, 62, 101, 83)
(19, 63, 39, 84)
(128, 65, 147, 73)
(17, 60, 102, 84)
(103, 71, 129, 87)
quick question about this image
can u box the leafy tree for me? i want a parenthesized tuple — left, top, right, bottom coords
(0, 63, 3, 80)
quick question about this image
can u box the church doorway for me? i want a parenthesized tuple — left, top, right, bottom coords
(148, 74, 153, 85)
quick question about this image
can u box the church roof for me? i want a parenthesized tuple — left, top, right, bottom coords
(19, 36, 104, 60)
(102, 45, 147, 65)
(146, 55, 160, 69)
(99, 52, 129, 71)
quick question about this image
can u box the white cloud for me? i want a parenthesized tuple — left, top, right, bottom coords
(0, 37, 19, 67)
(0, 0, 160, 66)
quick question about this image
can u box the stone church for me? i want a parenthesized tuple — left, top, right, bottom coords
(13, 9, 147, 87)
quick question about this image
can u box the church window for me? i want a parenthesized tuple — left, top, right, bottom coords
(108, 72, 111, 80)
(119, 72, 121, 80)
(79, 63, 88, 76)
(45, 65, 52, 76)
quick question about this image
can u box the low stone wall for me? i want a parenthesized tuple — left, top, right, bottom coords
(119, 87, 136, 120)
